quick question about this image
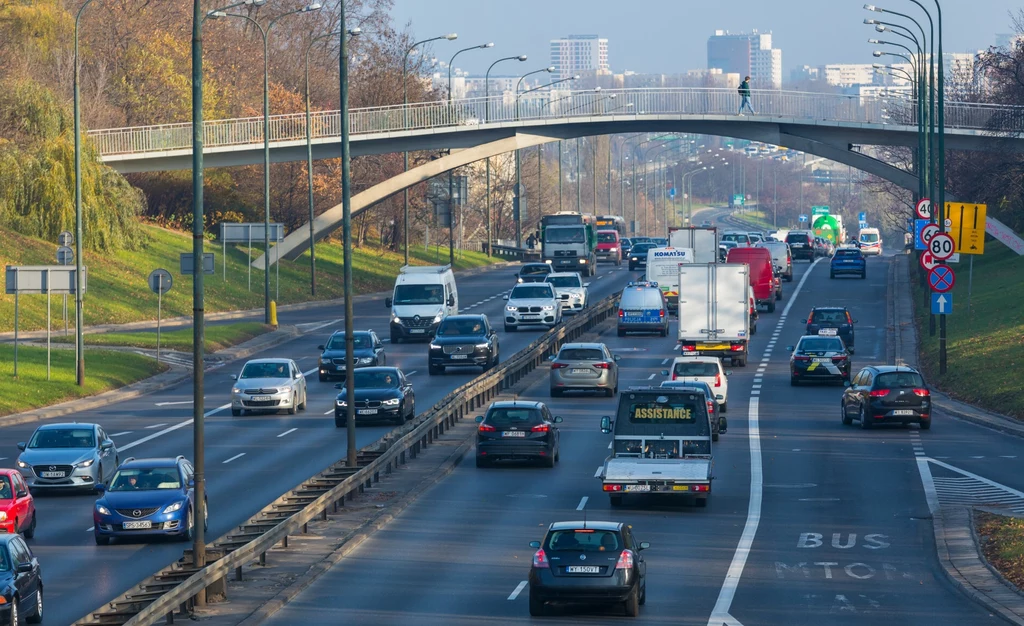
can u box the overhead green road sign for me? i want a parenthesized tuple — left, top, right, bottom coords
(811, 206, 830, 217)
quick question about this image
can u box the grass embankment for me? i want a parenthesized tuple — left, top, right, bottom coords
(728, 209, 774, 230)
(53, 322, 271, 352)
(0, 225, 497, 333)
(975, 511, 1024, 591)
(911, 244, 1024, 418)
(0, 344, 166, 417)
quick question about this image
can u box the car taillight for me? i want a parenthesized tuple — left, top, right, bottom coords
(869, 389, 890, 398)
(831, 355, 847, 362)
(551, 362, 569, 369)
(846, 312, 854, 324)
(681, 343, 696, 351)
(913, 388, 930, 397)
(807, 313, 814, 324)
(794, 355, 810, 362)
(531, 424, 550, 433)
(619, 310, 625, 318)
(730, 344, 745, 352)
(533, 548, 550, 568)
(615, 550, 635, 570)
(707, 401, 715, 414)
(478, 424, 497, 432)
(594, 362, 612, 370)
(660, 309, 665, 318)
(603, 484, 623, 492)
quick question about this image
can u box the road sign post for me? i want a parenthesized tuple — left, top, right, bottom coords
(148, 269, 173, 364)
(56, 245, 74, 337)
(6, 266, 87, 381)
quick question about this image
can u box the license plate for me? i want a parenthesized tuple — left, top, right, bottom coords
(357, 409, 378, 415)
(682, 350, 699, 355)
(566, 566, 600, 573)
(502, 431, 526, 438)
(123, 521, 152, 530)
(252, 395, 273, 402)
(450, 354, 468, 360)
(571, 368, 591, 374)
(624, 484, 650, 492)
(625, 310, 642, 316)
(335, 366, 345, 371)
(698, 344, 729, 351)
(892, 410, 915, 416)
(40, 471, 65, 478)
(817, 328, 838, 336)
(410, 329, 426, 334)
(812, 358, 830, 363)
(672, 485, 690, 491)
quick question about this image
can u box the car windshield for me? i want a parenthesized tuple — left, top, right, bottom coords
(437, 319, 485, 336)
(545, 227, 586, 243)
(109, 467, 182, 491)
(631, 244, 655, 254)
(240, 362, 289, 379)
(621, 238, 632, 246)
(834, 249, 862, 259)
(721, 234, 748, 243)
(511, 286, 553, 300)
(520, 265, 549, 276)
(673, 361, 719, 377)
(661, 382, 711, 395)
(787, 234, 810, 244)
(326, 334, 371, 350)
(798, 338, 845, 353)
(860, 233, 880, 243)
(352, 370, 400, 389)
(485, 408, 542, 427)
(0, 477, 12, 500)
(393, 284, 444, 305)
(546, 275, 581, 288)
(597, 232, 617, 243)
(545, 529, 621, 553)
(812, 310, 848, 325)
(28, 428, 95, 449)
(558, 348, 604, 361)
(875, 372, 926, 388)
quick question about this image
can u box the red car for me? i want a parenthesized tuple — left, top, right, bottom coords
(595, 230, 623, 265)
(0, 469, 36, 538)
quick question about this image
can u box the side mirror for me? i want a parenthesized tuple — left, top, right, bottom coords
(317, 345, 325, 351)
(334, 383, 344, 390)
(447, 296, 455, 307)
(547, 355, 556, 361)
(660, 369, 669, 376)
(529, 541, 542, 549)
(101, 441, 114, 451)
(584, 282, 591, 287)
(294, 373, 302, 379)
(188, 478, 195, 488)
(503, 295, 509, 301)
(385, 297, 393, 308)
(16, 490, 28, 499)
(600, 416, 613, 434)
(475, 415, 484, 423)
(230, 374, 238, 381)
(553, 416, 564, 423)
(786, 346, 794, 352)
(843, 381, 851, 388)
(513, 273, 520, 278)
(725, 371, 731, 377)
(16, 562, 33, 574)
(638, 541, 651, 551)
(852, 319, 859, 324)
(16, 442, 25, 452)
(94, 484, 106, 494)
(613, 355, 621, 361)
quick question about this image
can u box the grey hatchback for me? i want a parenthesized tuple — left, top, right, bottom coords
(549, 343, 620, 397)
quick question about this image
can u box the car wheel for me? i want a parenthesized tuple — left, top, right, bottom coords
(830, 272, 835, 279)
(182, 507, 195, 542)
(543, 452, 555, 468)
(609, 495, 623, 507)
(550, 388, 561, 398)
(298, 390, 307, 411)
(623, 585, 640, 617)
(785, 274, 793, 282)
(841, 402, 853, 425)
(23, 512, 36, 540)
(288, 394, 297, 415)
(618, 328, 626, 337)
(605, 387, 615, 398)
(639, 583, 647, 606)
(920, 419, 932, 431)
(334, 418, 346, 428)
(695, 497, 709, 508)
(504, 324, 516, 333)
(27, 585, 42, 624)
(318, 373, 326, 383)
(394, 410, 405, 426)
(94, 533, 109, 546)
(10, 595, 18, 626)
(790, 377, 799, 386)
(231, 408, 241, 417)
(528, 592, 547, 617)
(767, 299, 776, 313)
(390, 331, 401, 344)
(712, 430, 720, 442)
(475, 456, 490, 468)
(734, 357, 746, 367)
(859, 406, 872, 429)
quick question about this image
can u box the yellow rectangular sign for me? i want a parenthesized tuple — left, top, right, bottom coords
(944, 202, 987, 255)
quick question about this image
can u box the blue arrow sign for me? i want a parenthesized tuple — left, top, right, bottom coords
(798, 214, 808, 222)
(931, 292, 953, 315)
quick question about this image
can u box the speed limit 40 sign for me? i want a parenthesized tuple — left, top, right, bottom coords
(929, 233, 956, 260)
(915, 198, 932, 220)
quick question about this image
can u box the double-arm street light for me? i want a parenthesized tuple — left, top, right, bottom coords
(517, 75, 578, 226)
(305, 26, 361, 296)
(511, 66, 553, 246)
(483, 55, 527, 257)
(446, 42, 494, 265)
(210, 3, 323, 325)
(401, 33, 457, 266)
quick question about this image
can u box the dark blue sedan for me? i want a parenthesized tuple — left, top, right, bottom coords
(93, 456, 205, 545)
(830, 247, 866, 279)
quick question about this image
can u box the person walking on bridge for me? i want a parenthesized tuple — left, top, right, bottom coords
(738, 76, 756, 116)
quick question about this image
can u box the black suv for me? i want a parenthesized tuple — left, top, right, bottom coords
(317, 330, 385, 382)
(805, 306, 856, 353)
(515, 263, 552, 284)
(786, 231, 815, 261)
(428, 314, 499, 375)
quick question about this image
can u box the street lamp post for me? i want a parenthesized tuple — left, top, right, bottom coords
(306, 27, 361, 296)
(403, 33, 457, 265)
(484, 54, 527, 257)
(514, 66, 554, 246)
(211, 3, 323, 325)
(576, 137, 582, 213)
(447, 42, 494, 265)
(338, 0, 358, 469)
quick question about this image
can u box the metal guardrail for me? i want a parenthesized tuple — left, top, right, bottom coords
(85, 88, 1024, 157)
(481, 241, 541, 261)
(75, 291, 621, 626)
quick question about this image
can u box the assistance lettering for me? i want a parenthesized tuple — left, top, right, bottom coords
(628, 403, 695, 423)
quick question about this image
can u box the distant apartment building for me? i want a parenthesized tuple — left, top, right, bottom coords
(550, 35, 610, 82)
(707, 30, 782, 89)
(823, 64, 877, 87)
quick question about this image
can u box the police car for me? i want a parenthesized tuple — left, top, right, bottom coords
(616, 281, 670, 337)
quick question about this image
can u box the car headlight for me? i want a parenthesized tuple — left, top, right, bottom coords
(429, 343, 441, 350)
(76, 458, 95, 468)
(0, 511, 6, 521)
(16, 459, 27, 469)
(579, 259, 587, 264)
(382, 398, 400, 407)
(433, 313, 443, 323)
(631, 256, 638, 261)
(542, 305, 554, 311)
(336, 400, 347, 407)
(609, 246, 618, 251)
(357, 357, 374, 365)
(475, 343, 491, 349)
(232, 387, 241, 394)
(96, 504, 111, 516)
(506, 305, 517, 312)
(163, 501, 185, 514)
(392, 315, 402, 323)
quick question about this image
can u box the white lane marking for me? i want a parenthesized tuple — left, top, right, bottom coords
(86, 526, 94, 532)
(223, 453, 246, 464)
(155, 401, 192, 406)
(324, 409, 335, 415)
(756, 368, 766, 373)
(302, 367, 319, 377)
(662, 358, 670, 365)
(594, 466, 603, 478)
(709, 259, 821, 626)
(119, 403, 228, 453)
(301, 319, 342, 333)
(752, 385, 762, 390)
(109, 431, 132, 437)
(647, 373, 656, 380)
(674, 344, 682, 351)
(145, 423, 168, 429)
(1001, 456, 1018, 459)
(608, 441, 613, 450)
(576, 496, 589, 511)
(277, 428, 298, 438)
(508, 580, 528, 600)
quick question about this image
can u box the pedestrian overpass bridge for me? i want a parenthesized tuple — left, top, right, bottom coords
(86, 88, 1023, 268)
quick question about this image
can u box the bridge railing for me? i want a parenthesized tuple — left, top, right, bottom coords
(86, 88, 1023, 157)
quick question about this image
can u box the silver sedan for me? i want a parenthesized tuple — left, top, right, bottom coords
(231, 358, 308, 416)
(16, 423, 118, 492)
(548, 342, 620, 397)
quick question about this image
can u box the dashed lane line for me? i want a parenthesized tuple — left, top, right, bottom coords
(277, 428, 298, 438)
(119, 403, 230, 453)
(145, 423, 168, 429)
(109, 431, 132, 437)
(594, 466, 603, 478)
(223, 453, 246, 464)
(508, 580, 528, 600)
(576, 496, 589, 511)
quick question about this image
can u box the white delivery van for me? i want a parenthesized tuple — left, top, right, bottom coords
(385, 265, 458, 343)
(645, 247, 694, 313)
(858, 228, 882, 255)
(677, 263, 751, 367)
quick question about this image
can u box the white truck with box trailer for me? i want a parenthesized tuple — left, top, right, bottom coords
(669, 226, 719, 264)
(676, 263, 751, 367)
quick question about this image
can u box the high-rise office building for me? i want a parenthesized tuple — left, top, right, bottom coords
(549, 35, 609, 81)
(707, 30, 782, 89)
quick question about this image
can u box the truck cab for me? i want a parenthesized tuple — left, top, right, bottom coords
(598, 388, 714, 507)
(541, 212, 598, 276)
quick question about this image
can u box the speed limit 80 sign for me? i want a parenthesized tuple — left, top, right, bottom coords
(928, 232, 956, 260)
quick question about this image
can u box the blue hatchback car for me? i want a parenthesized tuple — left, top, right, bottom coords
(830, 247, 867, 279)
(93, 456, 205, 545)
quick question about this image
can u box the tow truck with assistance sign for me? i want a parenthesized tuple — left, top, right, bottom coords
(597, 387, 714, 507)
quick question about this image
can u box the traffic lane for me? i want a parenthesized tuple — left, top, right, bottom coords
(729, 257, 993, 624)
(264, 311, 763, 625)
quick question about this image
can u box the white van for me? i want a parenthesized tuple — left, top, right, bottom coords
(858, 228, 882, 255)
(385, 265, 458, 343)
(644, 247, 693, 313)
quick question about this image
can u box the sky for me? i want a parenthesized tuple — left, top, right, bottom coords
(388, 0, 1021, 76)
